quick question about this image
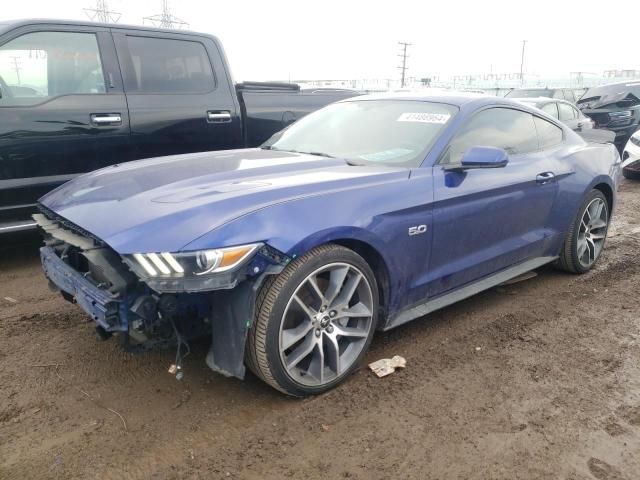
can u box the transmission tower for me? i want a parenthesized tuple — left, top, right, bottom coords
(84, 0, 121, 23)
(397, 42, 411, 88)
(143, 0, 189, 29)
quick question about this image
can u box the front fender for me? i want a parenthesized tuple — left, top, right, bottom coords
(183, 171, 432, 317)
(287, 226, 389, 260)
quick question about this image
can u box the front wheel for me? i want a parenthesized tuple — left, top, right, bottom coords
(246, 244, 378, 396)
(556, 189, 609, 274)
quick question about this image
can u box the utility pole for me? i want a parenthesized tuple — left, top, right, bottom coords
(519, 40, 527, 86)
(10, 56, 22, 85)
(398, 42, 411, 88)
(84, 0, 121, 23)
(143, 0, 189, 29)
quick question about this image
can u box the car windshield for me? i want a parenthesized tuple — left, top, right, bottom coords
(506, 89, 551, 98)
(264, 100, 458, 167)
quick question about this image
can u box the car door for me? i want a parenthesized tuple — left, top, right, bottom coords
(0, 25, 130, 229)
(112, 30, 242, 160)
(428, 107, 559, 297)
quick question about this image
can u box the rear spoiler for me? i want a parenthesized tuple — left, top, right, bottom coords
(577, 129, 616, 144)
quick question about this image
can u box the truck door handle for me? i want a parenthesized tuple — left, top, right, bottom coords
(207, 110, 232, 123)
(536, 172, 555, 184)
(91, 113, 122, 125)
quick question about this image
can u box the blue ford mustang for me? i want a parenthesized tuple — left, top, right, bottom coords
(36, 93, 621, 395)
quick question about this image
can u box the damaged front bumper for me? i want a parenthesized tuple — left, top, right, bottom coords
(35, 210, 289, 381)
(41, 245, 125, 332)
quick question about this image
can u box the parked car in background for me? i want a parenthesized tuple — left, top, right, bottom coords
(515, 97, 593, 132)
(577, 81, 640, 153)
(621, 129, 640, 180)
(506, 87, 579, 103)
(0, 19, 359, 234)
(35, 93, 620, 395)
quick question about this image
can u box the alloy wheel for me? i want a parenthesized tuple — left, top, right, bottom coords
(577, 197, 608, 268)
(278, 262, 374, 387)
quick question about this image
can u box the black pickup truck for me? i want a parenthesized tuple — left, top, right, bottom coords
(0, 20, 359, 233)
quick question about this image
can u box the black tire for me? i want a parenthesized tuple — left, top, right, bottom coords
(622, 163, 640, 181)
(556, 189, 609, 274)
(246, 244, 379, 396)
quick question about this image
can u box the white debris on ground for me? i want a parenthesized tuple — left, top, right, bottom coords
(368, 355, 407, 378)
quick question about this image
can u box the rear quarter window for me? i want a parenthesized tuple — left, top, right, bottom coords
(534, 116, 563, 150)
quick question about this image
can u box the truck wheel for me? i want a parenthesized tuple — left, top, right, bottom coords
(556, 189, 609, 274)
(246, 244, 378, 396)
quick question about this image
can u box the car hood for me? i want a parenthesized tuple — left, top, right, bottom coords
(40, 149, 408, 253)
(577, 84, 640, 110)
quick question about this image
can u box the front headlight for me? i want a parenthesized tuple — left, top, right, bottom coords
(123, 243, 262, 292)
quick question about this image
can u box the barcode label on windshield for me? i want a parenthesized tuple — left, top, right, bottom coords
(397, 112, 451, 124)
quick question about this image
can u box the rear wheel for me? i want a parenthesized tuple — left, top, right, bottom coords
(246, 244, 378, 396)
(556, 190, 609, 274)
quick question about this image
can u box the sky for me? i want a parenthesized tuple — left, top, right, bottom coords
(2, 0, 639, 82)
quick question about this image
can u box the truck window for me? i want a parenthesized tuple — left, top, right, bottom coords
(0, 31, 106, 106)
(122, 36, 215, 94)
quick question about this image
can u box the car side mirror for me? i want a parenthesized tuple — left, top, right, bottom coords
(445, 146, 509, 171)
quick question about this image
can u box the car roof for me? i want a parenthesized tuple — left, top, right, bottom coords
(513, 96, 576, 106)
(0, 18, 216, 40)
(511, 87, 558, 92)
(340, 91, 531, 109)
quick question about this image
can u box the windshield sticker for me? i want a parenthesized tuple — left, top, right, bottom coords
(359, 148, 414, 162)
(397, 112, 451, 124)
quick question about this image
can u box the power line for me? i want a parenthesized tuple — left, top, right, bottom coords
(397, 42, 411, 88)
(84, 0, 121, 23)
(519, 40, 527, 85)
(143, 0, 189, 29)
(10, 56, 22, 85)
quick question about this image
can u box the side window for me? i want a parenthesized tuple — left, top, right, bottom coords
(445, 108, 538, 164)
(534, 116, 563, 150)
(0, 31, 105, 106)
(558, 102, 576, 121)
(542, 102, 559, 119)
(123, 36, 215, 94)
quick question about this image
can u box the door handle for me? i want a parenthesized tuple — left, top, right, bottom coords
(91, 113, 122, 125)
(536, 172, 555, 184)
(207, 110, 232, 123)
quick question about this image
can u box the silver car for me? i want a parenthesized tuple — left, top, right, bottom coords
(515, 97, 593, 133)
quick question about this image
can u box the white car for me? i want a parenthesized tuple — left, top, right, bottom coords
(622, 129, 640, 180)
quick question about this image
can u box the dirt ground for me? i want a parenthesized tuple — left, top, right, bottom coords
(1, 181, 639, 480)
